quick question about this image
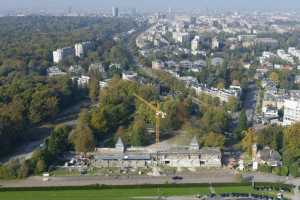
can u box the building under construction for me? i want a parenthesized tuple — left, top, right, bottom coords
(92, 137, 222, 169)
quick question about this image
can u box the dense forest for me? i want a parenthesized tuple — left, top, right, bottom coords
(0, 16, 137, 159)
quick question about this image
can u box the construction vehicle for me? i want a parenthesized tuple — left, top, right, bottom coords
(134, 94, 166, 144)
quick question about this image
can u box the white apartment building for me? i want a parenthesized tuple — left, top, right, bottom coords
(283, 98, 300, 126)
(277, 49, 294, 64)
(172, 32, 190, 45)
(191, 36, 200, 51)
(288, 47, 300, 60)
(53, 47, 75, 63)
(211, 37, 219, 49)
(75, 41, 92, 57)
(77, 75, 90, 88)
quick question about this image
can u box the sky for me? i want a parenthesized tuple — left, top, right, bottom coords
(1, 0, 300, 13)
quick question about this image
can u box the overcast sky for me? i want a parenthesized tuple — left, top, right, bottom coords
(1, 0, 300, 13)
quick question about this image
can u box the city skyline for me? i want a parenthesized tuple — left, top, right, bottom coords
(1, 0, 300, 13)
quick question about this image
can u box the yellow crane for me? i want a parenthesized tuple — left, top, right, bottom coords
(134, 94, 166, 144)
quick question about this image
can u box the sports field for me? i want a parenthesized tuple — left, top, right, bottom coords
(0, 186, 255, 200)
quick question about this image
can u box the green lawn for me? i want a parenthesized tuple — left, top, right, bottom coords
(0, 187, 208, 200)
(0, 186, 261, 200)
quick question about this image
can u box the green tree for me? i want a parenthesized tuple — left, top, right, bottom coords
(47, 125, 70, 156)
(234, 110, 248, 140)
(283, 123, 300, 166)
(89, 77, 100, 102)
(241, 128, 256, 156)
(72, 110, 95, 153)
(203, 132, 225, 148)
(35, 159, 46, 174)
(130, 118, 147, 146)
(29, 89, 59, 123)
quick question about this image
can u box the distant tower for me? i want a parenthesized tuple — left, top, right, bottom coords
(168, 7, 172, 15)
(112, 7, 119, 17)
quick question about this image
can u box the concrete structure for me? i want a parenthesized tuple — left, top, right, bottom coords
(53, 47, 74, 63)
(283, 98, 300, 126)
(75, 41, 92, 57)
(92, 137, 222, 169)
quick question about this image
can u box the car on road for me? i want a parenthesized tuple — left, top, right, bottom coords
(172, 176, 183, 180)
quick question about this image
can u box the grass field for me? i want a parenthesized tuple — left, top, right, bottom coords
(0, 186, 259, 200)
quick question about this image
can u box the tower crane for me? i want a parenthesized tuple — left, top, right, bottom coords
(134, 94, 166, 144)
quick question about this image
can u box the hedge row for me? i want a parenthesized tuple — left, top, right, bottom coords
(254, 182, 294, 192)
(0, 182, 251, 192)
(0, 182, 294, 192)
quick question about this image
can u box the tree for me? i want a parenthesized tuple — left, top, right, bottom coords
(203, 132, 225, 148)
(90, 107, 109, 135)
(47, 125, 70, 156)
(283, 123, 300, 166)
(72, 125, 95, 153)
(35, 159, 46, 174)
(72, 110, 95, 153)
(89, 77, 100, 102)
(256, 125, 283, 151)
(234, 110, 248, 140)
(29, 89, 59, 124)
(226, 96, 238, 112)
(130, 118, 147, 146)
(18, 160, 31, 178)
(269, 71, 279, 85)
(241, 128, 256, 156)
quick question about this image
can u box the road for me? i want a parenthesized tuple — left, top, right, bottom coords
(0, 99, 90, 164)
(0, 170, 297, 188)
(243, 82, 258, 124)
(0, 170, 239, 188)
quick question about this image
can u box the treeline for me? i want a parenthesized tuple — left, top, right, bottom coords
(0, 125, 72, 179)
(0, 76, 81, 157)
(0, 16, 137, 77)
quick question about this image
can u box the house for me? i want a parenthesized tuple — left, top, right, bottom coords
(256, 146, 282, 167)
(252, 144, 282, 169)
(47, 66, 67, 77)
(211, 57, 224, 66)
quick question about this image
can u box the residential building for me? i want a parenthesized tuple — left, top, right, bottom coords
(77, 75, 90, 88)
(53, 47, 75, 63)
(191, 36, 200, 51)
(47, 66, 67, 77)
(75, 41, 92, 57)
(283, 98, 300, 126)
(253, 144, 282, 168)
(152, 60, 165, 70)
(211, 37, 219, 49)
(122, 71, 138, 81)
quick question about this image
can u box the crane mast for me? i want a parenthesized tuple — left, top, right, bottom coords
(134, 94, 166, 144)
